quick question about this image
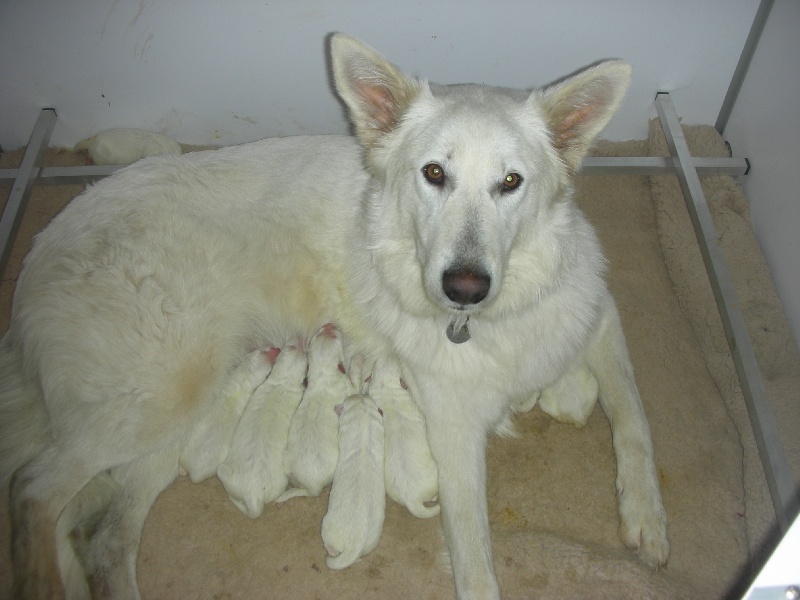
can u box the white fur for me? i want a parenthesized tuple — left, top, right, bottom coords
(180, 348, 275, 483)
(539, 363, 599, 427)
(278, 324, 355, 501)
(0, 34, 667, 600)
(321, 394, 385, 569)
(218, 345, 307, 518)
(74, 128, 182, 165)
(370, 358, 439, 518)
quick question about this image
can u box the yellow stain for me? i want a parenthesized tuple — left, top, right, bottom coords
(501, 507, 529, 529)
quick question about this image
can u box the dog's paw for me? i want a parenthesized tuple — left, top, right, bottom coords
(618, 492, 669, 568)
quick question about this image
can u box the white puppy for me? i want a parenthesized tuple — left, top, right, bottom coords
(370, 359, 439, 518)
(74, 128, 183, 165)
(321, 394, 385, 569)
(179, 348, 278, 482)
(218, 344, 308, 518)
(279, 324, 354, 500)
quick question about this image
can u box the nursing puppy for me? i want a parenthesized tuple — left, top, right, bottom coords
(217, 344, 308, 518)
(371, 359, 440, 519)
(0, 34, 668, 599)
(321, 394, 385, 569)
(278, 324, 355, 501)
(180, 347, 279, 483)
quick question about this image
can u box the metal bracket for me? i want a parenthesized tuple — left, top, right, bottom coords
(655, 92, 797, 533)
(0, 152, 753, 186)
(0, 108, 57, 275)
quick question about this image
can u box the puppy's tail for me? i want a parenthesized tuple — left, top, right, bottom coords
(0, 332, 51, 487)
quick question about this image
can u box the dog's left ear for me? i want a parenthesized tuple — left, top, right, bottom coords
(534, 60, 632, 171)
(330, 34, 424, 148)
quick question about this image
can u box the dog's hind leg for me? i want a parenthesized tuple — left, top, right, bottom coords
(586, 295, 669, 568)
(70, 445, 181, 600)
(9, 444, 109, 600)
(538, 363, 599, 427)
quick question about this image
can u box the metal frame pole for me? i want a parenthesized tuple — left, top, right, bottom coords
(656, 92, 797, 532)
(715, 0, 775, 134)
(0, 157, 752, 186)
(0, 108, 57, 276)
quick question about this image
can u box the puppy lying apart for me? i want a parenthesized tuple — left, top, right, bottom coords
(218, 344, 308, 518)
(279, 324, 355, 501)
(74, 128, 183, 165)
(179, 347, 279, 482)
(321, 394, 386, 569)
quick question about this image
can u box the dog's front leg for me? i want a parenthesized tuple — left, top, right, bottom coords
(413, 377, 500, 600)
(587, 295, 669, 567)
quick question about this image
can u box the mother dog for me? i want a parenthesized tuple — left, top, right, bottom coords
(0, 34, 668, 599)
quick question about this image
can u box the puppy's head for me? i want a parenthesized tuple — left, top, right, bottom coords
(330, 34, 630, 319)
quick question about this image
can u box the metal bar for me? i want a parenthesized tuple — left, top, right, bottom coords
(0, 109, 57, 276)
(716, 0, 775, 134)
(0, 157, 749, 187)
(0, 164, 122, 186)
(656, 92, 797, 532)
(580, 156, 748, 177)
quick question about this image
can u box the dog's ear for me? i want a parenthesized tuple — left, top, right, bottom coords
(534, 60, 632, 171)
(330, 34, 423, 147)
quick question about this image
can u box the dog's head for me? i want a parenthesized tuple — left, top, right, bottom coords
(330, 34, 630, 321)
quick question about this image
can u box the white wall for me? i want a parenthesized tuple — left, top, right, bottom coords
(723, 0, 800, 346)
(0, 0, 757, 149)
(5, 1, 796, 346)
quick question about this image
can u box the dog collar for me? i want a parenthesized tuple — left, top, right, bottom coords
(446, 316, 471, 344)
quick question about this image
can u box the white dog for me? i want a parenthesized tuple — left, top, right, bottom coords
(0, 34, 668, 599)
(321, 393, 386, 569)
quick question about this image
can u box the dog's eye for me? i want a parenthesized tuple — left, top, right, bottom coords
(423, 163, 445, 185)
(501, 172, 523, 192)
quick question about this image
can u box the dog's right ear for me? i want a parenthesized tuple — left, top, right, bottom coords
(535, 60, 632, 172)
(330, 34, 423, 148)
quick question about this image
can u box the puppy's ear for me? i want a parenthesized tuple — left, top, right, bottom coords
(534, 60, 632, 172)
(330, 34, 423, 147)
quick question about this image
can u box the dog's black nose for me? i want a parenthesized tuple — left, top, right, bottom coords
(442, 268, 491, 305)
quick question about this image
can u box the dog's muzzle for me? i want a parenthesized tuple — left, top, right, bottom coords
(442, 267, 491, 306)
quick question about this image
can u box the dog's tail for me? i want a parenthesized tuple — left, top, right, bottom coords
(0, 332, 114, 597)
(0, 331, 51, 488)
